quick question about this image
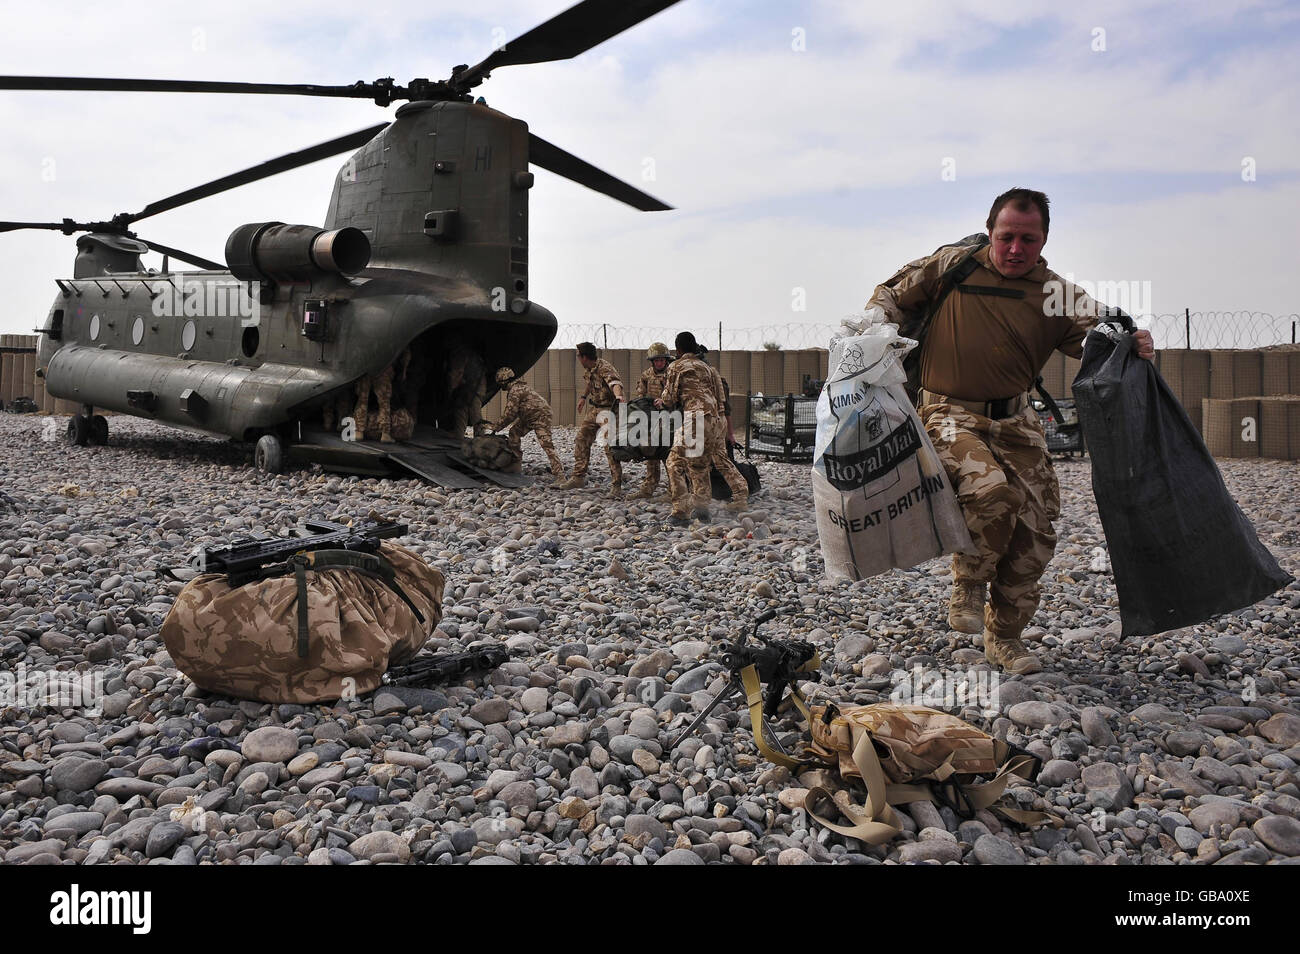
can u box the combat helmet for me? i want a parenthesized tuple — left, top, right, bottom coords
(646, 342, 670, 361)
(494, 367, 517, 385)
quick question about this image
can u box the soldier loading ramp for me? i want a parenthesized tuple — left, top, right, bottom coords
(288, 427, 532, 489)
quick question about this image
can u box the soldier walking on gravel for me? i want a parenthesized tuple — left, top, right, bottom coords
(656, 331, 730, 525)
(561, 342, 626, 494)
(628, 342, 672, 500)
(865, 188, 1154, 674)
(695, 344, 749, 511)
(490, 367, 566, 481)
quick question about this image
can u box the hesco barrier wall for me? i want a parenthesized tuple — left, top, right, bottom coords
(0, 334, 79, 415)
(5, 333, 1298, 459)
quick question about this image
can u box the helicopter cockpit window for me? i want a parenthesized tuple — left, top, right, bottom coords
(131, 316, 145, 346)
(181, 320, 196, 352)
(89, 314, 101, 341)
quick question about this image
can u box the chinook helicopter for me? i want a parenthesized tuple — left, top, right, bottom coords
(2, 0, 680, 488)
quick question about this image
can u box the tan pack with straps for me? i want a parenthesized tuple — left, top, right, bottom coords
(798, 702, 1057, 845)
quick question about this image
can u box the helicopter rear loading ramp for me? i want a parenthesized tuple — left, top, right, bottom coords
(289, 428, 533, 490)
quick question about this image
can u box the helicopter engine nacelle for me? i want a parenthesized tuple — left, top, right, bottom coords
(225, 222, 370, 283)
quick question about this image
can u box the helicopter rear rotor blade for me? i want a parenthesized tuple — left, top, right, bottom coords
(129, 123, 389, 224)
(528, 133, 672, 211)
(453, 0, 684, 88)
(140, 240, 224, 271)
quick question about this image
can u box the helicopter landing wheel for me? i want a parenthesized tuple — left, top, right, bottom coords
(89, 415, 108, 446)
(66, 415, 90, 447)
(255, 434, 284, 475)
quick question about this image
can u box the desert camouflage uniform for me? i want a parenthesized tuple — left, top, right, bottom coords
(703, 363, 749, 505)
(352, 362, 396, 442)
(868, 243, 1097, 643)
(921, 402, 1059, 639)
(659, 352, 722, 517)
(322, 388, 354, 433)
(441, 341, 488, 438)
(498, 379, 565, 478)
(573, 357, 625, 484)
(634, 364, 669, 494)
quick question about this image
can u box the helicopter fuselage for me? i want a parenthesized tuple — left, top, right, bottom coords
(36, 264, 556, 441)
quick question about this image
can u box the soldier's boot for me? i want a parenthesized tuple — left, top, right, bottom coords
(545, 448, 566, 480)
(559, 475, 587, 490)
(629, 483, 655, 500)
(607, 482, 624, 500)
(983, 629, 1043, 675)
(948, 580, 986, 634)
(725, 494, 748, 513)
(669, 512, 690, 527)
(550, 463, 567, 481)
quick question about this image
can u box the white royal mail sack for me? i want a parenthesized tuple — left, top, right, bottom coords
(813, 322, 973, 580)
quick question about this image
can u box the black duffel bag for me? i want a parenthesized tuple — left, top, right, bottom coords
(711, 445, 761, 500)
(607, 397, 677, 463)
(1072, 314, 1292, 638)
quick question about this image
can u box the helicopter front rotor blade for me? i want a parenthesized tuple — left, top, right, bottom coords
(528, 133, 672, 211)
(127, 123, 389, 224)
(140, 241, 224, 271)
(0, 76, 375, 98)
(0, 221, 69, 233)
(454, 0, 684, 88)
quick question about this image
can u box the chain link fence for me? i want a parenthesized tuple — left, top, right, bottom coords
(554, 313, 1300, 353)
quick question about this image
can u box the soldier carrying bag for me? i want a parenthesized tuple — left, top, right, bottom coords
(162, 525, 444, 704)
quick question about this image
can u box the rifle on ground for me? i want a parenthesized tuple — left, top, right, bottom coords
(669, 609, 822, 759)
(382, 645, 510, 687)
(194, 518, 407, 587)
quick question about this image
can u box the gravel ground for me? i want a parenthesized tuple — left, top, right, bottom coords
(1, 413, 1298, 866)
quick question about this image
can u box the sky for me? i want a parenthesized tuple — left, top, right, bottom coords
(1, 0, 1298, 349)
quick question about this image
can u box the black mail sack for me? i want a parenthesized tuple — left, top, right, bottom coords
(1072, 318, 1292, 638)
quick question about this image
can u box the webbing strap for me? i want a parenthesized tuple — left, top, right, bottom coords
(740, 665, 807, 771)
(1032, 376, 1074, 433)
(305, 549, 426, 624)
(804, 729, 904, 845)
(956, 284, 1026, 299)
(291, 555, 310, 659)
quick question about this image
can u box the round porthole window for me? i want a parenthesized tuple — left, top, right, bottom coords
(182, 320, 196, 351)
(89, 314, 101, 341)
(131, 315, 145, 345)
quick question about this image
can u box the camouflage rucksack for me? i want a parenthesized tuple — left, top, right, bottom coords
(463, 434, 522, 472)
(798, 702, 1055, 845)
(161, 541, 444, 704)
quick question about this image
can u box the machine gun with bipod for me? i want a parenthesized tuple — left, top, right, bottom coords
(669, 609, 823, 762)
